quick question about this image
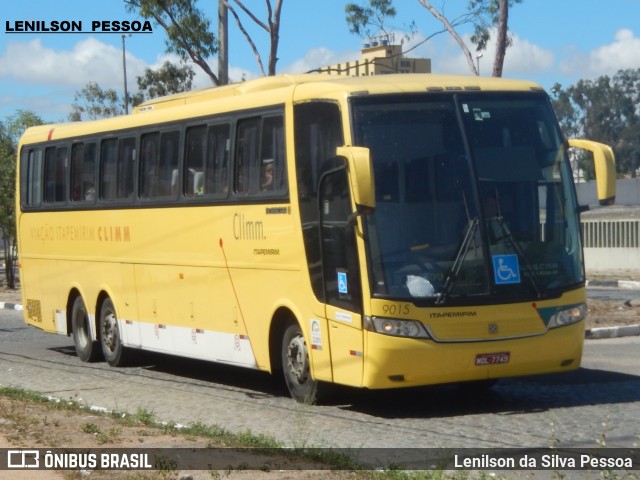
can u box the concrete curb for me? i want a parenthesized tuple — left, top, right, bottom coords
(586, 279, 640, 289)
(0, 302, 23, 311)
(585, 324, 640, 339)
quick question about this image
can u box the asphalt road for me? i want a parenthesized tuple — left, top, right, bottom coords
(1, 307, 639, 460)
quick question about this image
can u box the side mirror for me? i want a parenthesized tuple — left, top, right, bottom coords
(568, 139, 616, 206)
(336, 146, 376, 211)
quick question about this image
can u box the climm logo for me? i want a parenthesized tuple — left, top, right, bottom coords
(98, 226, 131, 242)
(233, 213, 265, 240)
(30, 225, 130, 243)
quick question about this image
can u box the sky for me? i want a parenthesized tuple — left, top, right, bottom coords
(1, 0, 640, 123)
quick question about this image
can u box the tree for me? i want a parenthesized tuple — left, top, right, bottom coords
(551, 69, 640, 179)
(70, 61, 195, 121)
(0, 110, 44, 289)
(125, 0, 220, 85)
(69, 82, 125, 121)
(127, 0, 285, 84)
(346, 0, 397, 39)
(223, 0, 284, 77)
(137, 61, 195, 99)
(418, 0, 522, 77)
(345, 1, 520, 77)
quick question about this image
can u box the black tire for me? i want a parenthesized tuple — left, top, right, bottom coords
(99, 298, 129, 367)
(71, 296, 101, 362)
(281, 322, 329, 404)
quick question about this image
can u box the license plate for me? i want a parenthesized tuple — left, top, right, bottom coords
(475, 352, 510, 366)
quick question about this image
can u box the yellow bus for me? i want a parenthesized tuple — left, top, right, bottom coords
(16, 74, 615, 403)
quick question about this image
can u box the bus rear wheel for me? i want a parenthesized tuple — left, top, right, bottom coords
(281, 322, 327, 404)
(71, 296, 101, 362)
(99, 298, 129, 367)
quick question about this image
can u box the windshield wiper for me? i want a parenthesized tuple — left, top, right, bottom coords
(491, 216, 541, 298)
(436, 218, 479, 305)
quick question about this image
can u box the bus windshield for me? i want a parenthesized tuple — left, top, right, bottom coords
(352, 93, 583, 304)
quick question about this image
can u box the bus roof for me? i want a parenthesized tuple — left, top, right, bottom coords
(20, 73, 545, 145)
(133, 73, 544, 112)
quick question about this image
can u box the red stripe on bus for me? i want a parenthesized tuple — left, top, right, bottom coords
(47, 128, 55, 141)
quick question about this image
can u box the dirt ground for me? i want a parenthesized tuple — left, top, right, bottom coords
(1, 284, 639, 479)
(0, 397, 339, 480)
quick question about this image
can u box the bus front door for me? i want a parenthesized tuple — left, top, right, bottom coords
(319, 168, 365, 387)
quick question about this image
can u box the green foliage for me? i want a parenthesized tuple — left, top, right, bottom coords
(551, 68, 640, 179)
(82, 423, 102, 434)
(69, 81, 125, 121)
(125, 0, 219, 84)
(134, 406, 159, 426)
(468, 0, 523, 52)
(70, 61, 195, 120)
(0, 127, 16, 239)
(345, 0, 397, 38)
(126, 0, 216, 59)
(0, 110, 44, 289)
(136, 61, 195, 100)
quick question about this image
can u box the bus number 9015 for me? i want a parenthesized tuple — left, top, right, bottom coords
(381, 303, 411, 316)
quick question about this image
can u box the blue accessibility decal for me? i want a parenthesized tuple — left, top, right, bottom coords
(337, 271, 348, 294)
(492, 254, 521, 285)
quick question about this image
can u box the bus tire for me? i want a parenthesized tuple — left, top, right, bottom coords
(71, 296, 101, 362)
(99, 297, 129, 367)
(281, 322, 327, 404)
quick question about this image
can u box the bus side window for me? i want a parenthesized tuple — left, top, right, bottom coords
(43, 145, 68, 203)
(234, 115, 285, 196)
(71, 142, 97, 203)
(235, 118, 260, 194)
(185, 123, 231, 198)
(25, 149, 43, 207)
(100, 139, 118, 200)
(117, 137, 136, 199)
(261, 116, 285, 193)
(140, 133, 160, 198)
(160, 131, 180, 198)
(207, 124, 230, 196)
(139, 131, 179, 199)
(185, 125, 207, 196)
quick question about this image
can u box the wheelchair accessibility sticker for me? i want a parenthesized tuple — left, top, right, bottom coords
(337, 271, 348, 294)
(492, 254, 521, 285)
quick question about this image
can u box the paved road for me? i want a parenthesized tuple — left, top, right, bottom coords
(1, 308, 639, 458)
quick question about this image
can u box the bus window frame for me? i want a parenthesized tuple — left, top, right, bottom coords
(43, 145, 69, 205)
(18, 105, 291, 213)
(70, 142, 98, 205)
(184, 121, 232, 200)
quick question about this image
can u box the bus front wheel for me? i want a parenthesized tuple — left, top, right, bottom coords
(281, 322, 326, 404)
(99, 298, 129, 367)
(71, 296, 101, 362)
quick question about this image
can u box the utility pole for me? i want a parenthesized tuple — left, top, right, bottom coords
(218, 0, 229, 85)
(122, 34, 132, 113)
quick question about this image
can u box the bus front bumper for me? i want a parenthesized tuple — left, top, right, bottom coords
(361, 321, 584, 389)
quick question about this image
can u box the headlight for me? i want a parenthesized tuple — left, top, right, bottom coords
(548, 303, 587, 329)
(366, 316, 430, 338)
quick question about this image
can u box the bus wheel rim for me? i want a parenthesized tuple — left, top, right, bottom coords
(102, 313, 117, 351)
(286, 334, 309, 384)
